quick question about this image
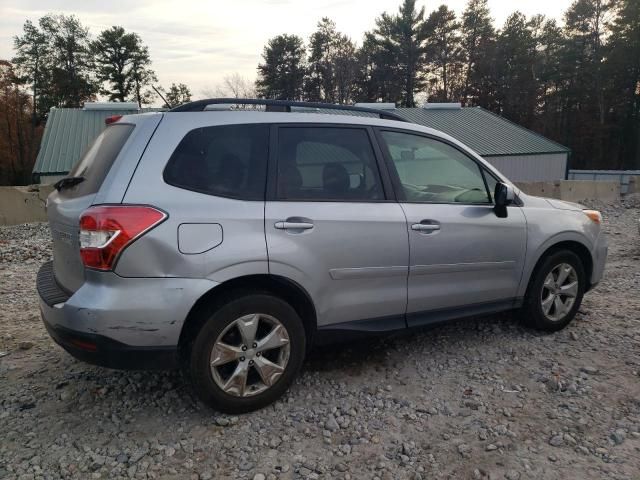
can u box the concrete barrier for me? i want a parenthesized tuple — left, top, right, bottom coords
(0, 185, 54, 226)
(0, 179, 625, 226)
(515, 180, 620, 202)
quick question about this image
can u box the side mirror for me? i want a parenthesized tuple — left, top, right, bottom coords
(494, 182, 515, 218)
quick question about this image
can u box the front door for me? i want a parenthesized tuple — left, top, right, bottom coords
(377, 129, 527, 326)
(265, 125, 409, 329)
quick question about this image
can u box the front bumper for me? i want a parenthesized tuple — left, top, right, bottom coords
(37, 261, 217, 370)
(590, 231, 608, 289)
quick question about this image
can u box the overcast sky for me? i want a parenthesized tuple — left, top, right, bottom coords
(0, 0, 573, 98)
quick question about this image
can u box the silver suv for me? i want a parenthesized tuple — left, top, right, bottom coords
(38, 99, 608, 413)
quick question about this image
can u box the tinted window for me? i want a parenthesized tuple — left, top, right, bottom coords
(64, 124, 134, 197)
(381, 131, 490, 204)
(277, 127, 383, 201)
(164, 124, 269, 200)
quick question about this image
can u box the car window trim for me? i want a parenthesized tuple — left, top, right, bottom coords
(266, 123, 395, 203)
(374, 127, 495, 206)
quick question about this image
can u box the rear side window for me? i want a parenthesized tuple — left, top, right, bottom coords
(64, 124, 134, 197)
(164, 124, 269, 200)
(276, 127, 384, 201)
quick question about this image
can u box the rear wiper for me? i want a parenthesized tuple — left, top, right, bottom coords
(53, 176, 85, 191)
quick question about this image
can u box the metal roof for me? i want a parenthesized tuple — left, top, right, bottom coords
(33, 104, 569, 176)
(393, 107, 570, 156)
(293, 106, 569, 156)
(33, 107, 138, 176)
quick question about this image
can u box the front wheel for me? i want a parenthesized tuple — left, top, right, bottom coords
(187, 293, 306, 413)
(521, 250, 586, 331)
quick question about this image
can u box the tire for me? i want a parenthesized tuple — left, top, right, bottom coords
(521, 250, 586, 331)
(187, 293, 306, 413)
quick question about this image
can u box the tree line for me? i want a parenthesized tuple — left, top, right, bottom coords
(255, 0, 640, 170)
(1, 1, 638, 185)
(0, 14, 192, 185)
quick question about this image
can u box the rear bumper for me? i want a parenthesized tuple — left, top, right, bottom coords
(42, 320, 178, 369)
(37, 261, 218, 370)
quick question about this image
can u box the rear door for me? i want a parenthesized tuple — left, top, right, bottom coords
(48, 121, 139, 292)
(265, 125, 409, 330)
(376, 129, 527, 326)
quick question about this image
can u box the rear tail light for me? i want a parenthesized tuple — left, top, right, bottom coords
(79, 205, 167, 271)
(105, 115, 122, 125)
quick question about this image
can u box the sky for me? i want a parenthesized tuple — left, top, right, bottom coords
(0, 0, 574, 99)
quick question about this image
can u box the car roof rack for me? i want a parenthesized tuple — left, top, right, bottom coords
(168, 98, 408, 122)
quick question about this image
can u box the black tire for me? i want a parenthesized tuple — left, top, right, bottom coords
(521, 249, 586, 331)
(187, 293, 306, 414)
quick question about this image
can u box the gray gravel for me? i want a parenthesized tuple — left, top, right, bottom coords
(1, 199, 639, 479)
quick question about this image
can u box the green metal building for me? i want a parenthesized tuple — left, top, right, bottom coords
(33, 102, 570, 184)
(33, 102, 141, 184)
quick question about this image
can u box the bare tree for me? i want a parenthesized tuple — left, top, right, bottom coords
(202, 73, 256, 99)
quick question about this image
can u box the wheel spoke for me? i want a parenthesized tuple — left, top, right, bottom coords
(253, 355, 284, 387)
(553, 296, 565, 317)
(543, 273, 555, 290)
(210, 342, 243, 367)
(256, 324, 289, 353)
(542, 293, 555, 315)
(236, 314, 260, 346)
(556, 264, 572, 286)
(223, 361, 249, 396)
(559, 281, 578, 298)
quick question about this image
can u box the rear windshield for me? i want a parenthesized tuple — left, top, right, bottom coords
(63, 124, 134, 197)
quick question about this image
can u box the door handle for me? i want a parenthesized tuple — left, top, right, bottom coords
(411, 222, 441, 232)
(274, 221, 314, 230)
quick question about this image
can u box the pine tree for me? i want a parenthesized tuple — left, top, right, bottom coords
(425, 5, 463, 102)
(91, 26, 156, 105)
(256, 35, 306, 100)
(494, 12, 539, 127)
(369, 0, 428, 106)
(607, 0, 640, 168)
(460, 0, 495, 105)
(161, 83, 192, 108)
(304, 18, 357, 103)
(39, 14, 96, 108)
(12, 20, 49, 122)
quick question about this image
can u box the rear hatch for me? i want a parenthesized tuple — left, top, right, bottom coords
(47, 122, 136, 293)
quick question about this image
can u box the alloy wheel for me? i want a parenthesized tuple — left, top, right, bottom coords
(209, 313, 290, 397)
(540, 263, 579, 321)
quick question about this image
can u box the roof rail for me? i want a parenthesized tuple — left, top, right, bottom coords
(168, 98, 408, 122)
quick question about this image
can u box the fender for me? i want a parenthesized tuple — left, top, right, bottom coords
(517, 230, 594, 298)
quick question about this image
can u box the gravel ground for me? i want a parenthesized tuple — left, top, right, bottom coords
(1, 198, 639, 480)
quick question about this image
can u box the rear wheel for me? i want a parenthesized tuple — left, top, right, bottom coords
(521, 250, 586, 331)
(187, 293, 306, 413)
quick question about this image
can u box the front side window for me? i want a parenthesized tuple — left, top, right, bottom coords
(381, 131, 491, 204)
(276, 127, 384, 201)
(164, 124, 269, 200)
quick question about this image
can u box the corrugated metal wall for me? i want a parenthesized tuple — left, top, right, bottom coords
(485, 153, 568, 182)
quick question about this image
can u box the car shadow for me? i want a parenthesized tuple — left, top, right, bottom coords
(303, 311, 518, 374)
